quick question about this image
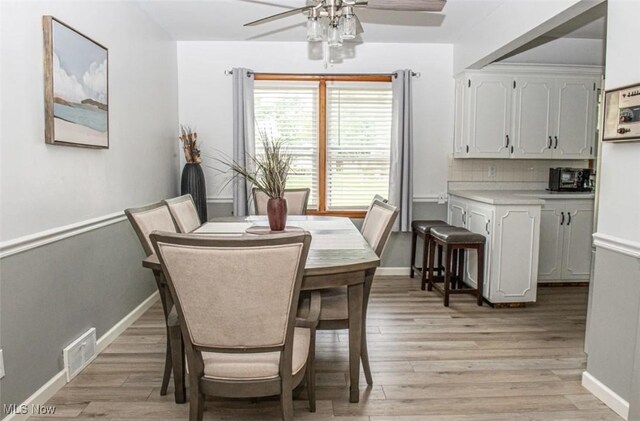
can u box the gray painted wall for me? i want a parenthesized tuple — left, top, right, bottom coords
(207, 201, 448, 267)
(586, 247, 640, 403)
(0, 221, 156, 410)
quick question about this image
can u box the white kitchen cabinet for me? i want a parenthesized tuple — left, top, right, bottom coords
(467, 75, 512, 158)
(511, 76, 556, 158)
(538, 199, 594, 282)
(448, 195, 540, 303)
(453, 64, 601, 160)
(553, 77, 598, 159)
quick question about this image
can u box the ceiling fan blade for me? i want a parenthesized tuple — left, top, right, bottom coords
(244, 5, 314, 26)
(364, 0, 446, 12)
(355, 15, 364, 35)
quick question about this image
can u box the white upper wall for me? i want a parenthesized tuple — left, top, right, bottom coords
(0, 1, 180, 241)
(499, 38, 605, 66)
(177, 41, 454, 201)
(453, 0, 604, 74)
(595, 0, 640, 244)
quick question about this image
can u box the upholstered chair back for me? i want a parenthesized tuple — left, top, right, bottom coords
(151, 233, 311, 350)
(164, 194, 201, 233)
(253, 188, 310, 215)
(125, 202, 177, 257)
(361, 200, 399, 257)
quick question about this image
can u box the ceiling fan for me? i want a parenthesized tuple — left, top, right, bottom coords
(244, 0, 446, 46)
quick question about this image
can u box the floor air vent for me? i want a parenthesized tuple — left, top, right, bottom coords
(63, 328, 97, 382)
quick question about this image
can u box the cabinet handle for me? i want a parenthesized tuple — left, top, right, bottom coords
(485, 220, 490, 234)
(560, 212, 565, 225)
(505, 134, 510, 147)
(567, 213, 572, 226)
(554, 136, 558, 149)
(548, 136, 552, 149)
(462, 211, 466, 225)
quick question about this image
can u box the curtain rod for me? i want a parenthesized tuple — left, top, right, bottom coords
(223, 70, 421, 78)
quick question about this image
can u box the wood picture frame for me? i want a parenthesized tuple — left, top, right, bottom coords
(602, 82, 640, 143)
(43, 16, 109, 148)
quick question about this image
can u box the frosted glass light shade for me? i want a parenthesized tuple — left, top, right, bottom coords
(306, 18, 323, 42)
(341, 14, 356, 40)
(328, 24, 342, 47)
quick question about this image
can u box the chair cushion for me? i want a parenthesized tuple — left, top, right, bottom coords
(412, 220, 449, 234)
(167, 305, 179, 327)
(202, 327, 310, 381)
(298, 288, 348, 321)
(430, 226, 486, 244)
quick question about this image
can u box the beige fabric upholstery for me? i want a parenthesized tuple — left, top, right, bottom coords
(167, 199, 200, 233)
(202, 327, 310, 381)
(130, 206, 177, 256)
(156, 242, 304, 349)
(253, 189, 309, 215)
(361, 203, 396, 253)
(298, 288, 348, 321)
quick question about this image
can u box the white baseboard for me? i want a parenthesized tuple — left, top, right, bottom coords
(376, 267, 411, 276)
(582, 371, 630, 420)
(2, 370, 66, 421)
(96, 291, 159, 353)
(2, 291, 159, 421)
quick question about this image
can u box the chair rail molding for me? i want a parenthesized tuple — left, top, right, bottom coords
(0, 211, 127, 259)
(592, 232, 640, 260)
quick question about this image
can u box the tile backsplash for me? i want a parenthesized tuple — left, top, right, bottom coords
(448, 156, 590, 183)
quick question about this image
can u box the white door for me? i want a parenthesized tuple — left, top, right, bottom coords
(511, 77, 555, 158)
(554, 78, 597, 159)
(561, 202, 594, 280)
(467, 75, 512, 158)
(453, 77, 467, 157)
(464, 204, 492, 297)
(538, 202, 565, 281)
(448, 197, 466, 228)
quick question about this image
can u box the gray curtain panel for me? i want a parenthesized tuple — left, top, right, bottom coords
(389, 69, 414, 232)
(232, 68, 255, 217)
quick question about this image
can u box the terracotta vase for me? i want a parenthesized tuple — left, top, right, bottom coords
(267, 197, 288, 231)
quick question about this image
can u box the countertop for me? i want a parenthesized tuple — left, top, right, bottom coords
(448, 189, 595, 206)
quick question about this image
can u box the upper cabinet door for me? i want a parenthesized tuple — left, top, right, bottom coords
(554, 78, 597, 159)
(467, 75, 512, 158)
(511, 77, 555, 158)
(453, 77, 468, 157)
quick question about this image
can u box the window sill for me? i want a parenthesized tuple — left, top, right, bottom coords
(306, 210, 366, 219)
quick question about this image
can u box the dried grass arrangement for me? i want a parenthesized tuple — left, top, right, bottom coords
(179, 125, 201, 164)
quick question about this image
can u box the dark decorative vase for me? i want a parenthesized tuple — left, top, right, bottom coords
(267, 197, 287, 231)
(181, 163, 207, 223)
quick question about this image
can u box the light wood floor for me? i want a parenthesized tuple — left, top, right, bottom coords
(31, 277, 621, 420)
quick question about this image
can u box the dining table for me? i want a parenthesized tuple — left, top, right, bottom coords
(143, 215, 380, 403)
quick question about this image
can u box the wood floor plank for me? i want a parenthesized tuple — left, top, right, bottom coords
(29, 279, 621, 420)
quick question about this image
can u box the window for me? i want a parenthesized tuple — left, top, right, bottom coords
(254, 75, 393, 216)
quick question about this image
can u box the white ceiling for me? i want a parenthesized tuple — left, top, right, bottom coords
(138, 0, 507, 43)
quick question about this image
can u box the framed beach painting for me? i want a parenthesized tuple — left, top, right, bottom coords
(43, 16, 109, 148)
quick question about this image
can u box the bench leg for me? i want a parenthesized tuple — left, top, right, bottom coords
(427, 239, 436, 291)
(444, 245, 452, 307)
(410, 230, 417, 279)
(420, 235, 429, 290)
(457, 249, 465, 289)
(477, 245, 484, 306)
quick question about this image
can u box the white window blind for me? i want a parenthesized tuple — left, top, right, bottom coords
(254, 82, 319, 208)
(326, 82, 392, 210)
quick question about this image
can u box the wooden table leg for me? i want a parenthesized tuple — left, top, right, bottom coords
(348, 282, 364, 403)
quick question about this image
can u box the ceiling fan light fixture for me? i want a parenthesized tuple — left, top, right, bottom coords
(306, 16, 323, 42)
(340, 13, 357, 40)
(327, 21, 343, 47)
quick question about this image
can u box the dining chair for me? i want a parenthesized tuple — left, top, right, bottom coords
(164, 194, 202, 233)
(150, 231, 319, 421)
(253, 188, 310, 215)
(298, 199, 398, 386)
(124, 201, 186, 403)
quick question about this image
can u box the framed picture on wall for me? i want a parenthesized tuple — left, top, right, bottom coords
(43, 16, 109, 148)
(602, 83, 640, 143)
